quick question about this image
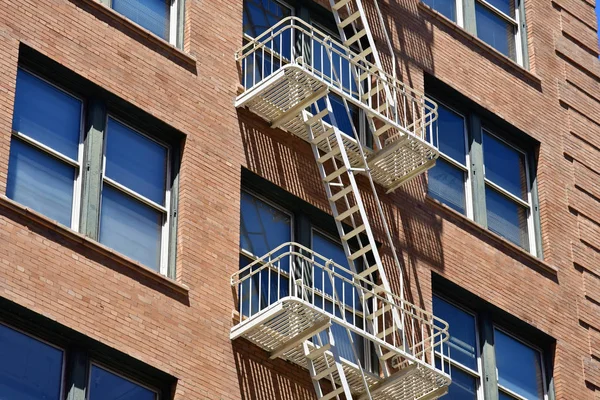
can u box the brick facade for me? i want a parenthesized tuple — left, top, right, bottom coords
(0, 0, 598, 399)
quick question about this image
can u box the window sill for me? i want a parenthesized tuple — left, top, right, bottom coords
(79, 0, 196, 69)
(424, 195, 558, 277)
(0, 195, 190, 296)
(418, 2, 541, 86)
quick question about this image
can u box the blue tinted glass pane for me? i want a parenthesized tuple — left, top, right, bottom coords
(495, 329, 544, 399)
(432, 104, 467, 164)
(486, 186, 529, 249)
(7, 139, 75, 227)
(475, 3, 516, 60)
(499, 392, 518, 400)
(423, 0, 456, 21)
(428, 158, 466, 215)
(0, 324, 63, 400)
(100, 186, 163, 271)
(240, 192, 291, 270)
(433, 296, 478, 370)
(13, 69, 81, 160)
(485, 0, 514, 17)
(311, 96, 360, 141)
(435, 359, 478, 400)
(105, 118, 167, 205)
(483, 131, 527, 200)
(243, 0, 292, 38)
(89, 365, 155, 400)
(112, 0, 169, 40)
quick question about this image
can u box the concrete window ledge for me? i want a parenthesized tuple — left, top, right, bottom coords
(419, 2, 542, 85)
(78, 0, 196, 69)
(425, 195, 558, 277)
(0, 195, 190, 296)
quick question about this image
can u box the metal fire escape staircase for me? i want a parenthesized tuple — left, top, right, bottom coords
(232, 1, 451, 399)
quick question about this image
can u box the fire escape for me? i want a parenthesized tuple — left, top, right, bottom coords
(232, 1, 452, 399)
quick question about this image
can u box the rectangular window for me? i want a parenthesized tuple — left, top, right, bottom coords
(88, 364, 158, 400)
(422, 0, 526, 65)
(433, 295, 482, 399)
(0, 323, 64, 400)
(426, 93, 540, 256)
(8, 69, 83, 229)
(7, 67, 179, 276)
(110, 0, 180, 45)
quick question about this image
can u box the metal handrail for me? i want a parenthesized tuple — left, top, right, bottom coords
(232, 242, 450, 374)
(235, 17, 438, 145)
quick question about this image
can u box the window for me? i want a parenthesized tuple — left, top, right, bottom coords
(109, 0, 181, 45)
(432, 283, 552, 400)
(88, 364, 157, 400)
(238, 187, 372, 369)
(7, 68, 178, 276)
(426, 93, 540, 256)
(423, 0, 526, 65)
(0, 323, 64, 400)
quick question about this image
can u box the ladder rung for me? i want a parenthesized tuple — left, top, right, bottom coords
(335, 205, 359, 222)
(341, 224, 366, 241)
(374, 124, 393, 137)
(321, 387, 346, 400)
(332, 0, 352, 11)
(358, 263, 379, 278)
(338, 11, 361, 29)
(344, 29, 366, 47)
(361, 285, 385, 300)
(312, 128, 334, 144)
(368, 304, 393, 319)
(380, 350, 397, 361)
(362, 84, 384, 101)
(313, 365, 338, 381)
(359, 66, 378, 82)
(324, 166, 348, 183)
(329, 185, 353, 203)
(305, 109, 329, 126)
(376, 102, 390, 113)
(376, 326, 397, 339)
(354, 47, 373, 62)
(348, 244, 372, 261)
(306, 343, 331, 360)
(317, 147, 341, 164)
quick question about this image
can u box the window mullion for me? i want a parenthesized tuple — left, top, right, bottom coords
(65, 348, 90, 400)
(478, 311, 499, 400)
(462, 0, 477, 34)
(79, 99, 106, 240)
(469, 114, 487, 227)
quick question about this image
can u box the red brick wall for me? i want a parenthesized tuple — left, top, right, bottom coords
(0, 0, 598, 399)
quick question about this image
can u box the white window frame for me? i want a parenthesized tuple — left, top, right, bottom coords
(429, 98, 474, 219)
(474, 0, 523, 65)
(0, 321, 67, 400)
(87, 362, 159, 400)
(493, 326, 548, 400)
(481, 128, 537, 256)
(10, 68, 85, 232)
(100, 116, 172, 275)
(108, 0, 179, 46)
(433, 295, 484, 400)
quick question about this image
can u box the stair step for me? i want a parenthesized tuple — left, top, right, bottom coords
(313, 365, 338, 381)
(306, 344, 332, 360)
(344, 28, 366, 47)
(376, 326, 397, 339)
(376, 102, 391, 114)
(374, 123, 393, 137)
(329, 186, 353, 204)
(367, 304, 393, 319)
(317, 147, 341, 164)
(359, 66, 379, 82)
(348, 244, 372, 261)
(338, 11, 361, 29)
(335, 205, 360, 222)
(321, 387, 346, 400)
(380, 350, 398, 361)
(358, 263, 379, 278)
(341, 224, 366, 241)
(362, 84, 384, 101)
(311, 128, 335, 144)
(361, 285, 385, 300)
(305, 109, 329, 127)
(354, 47, 373, 62)
(324, 166, 348, 183)
(332, 0, 352, 11)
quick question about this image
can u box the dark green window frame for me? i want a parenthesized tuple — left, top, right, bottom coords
(426, 77, 542, 258)
(433, 275, 555, 400)
(11, 45, 182, 278)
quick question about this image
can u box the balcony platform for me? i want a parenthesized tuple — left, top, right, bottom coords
(236, 64, 438, 192)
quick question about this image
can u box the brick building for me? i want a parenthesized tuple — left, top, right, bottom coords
(0, 0, 598, 398)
